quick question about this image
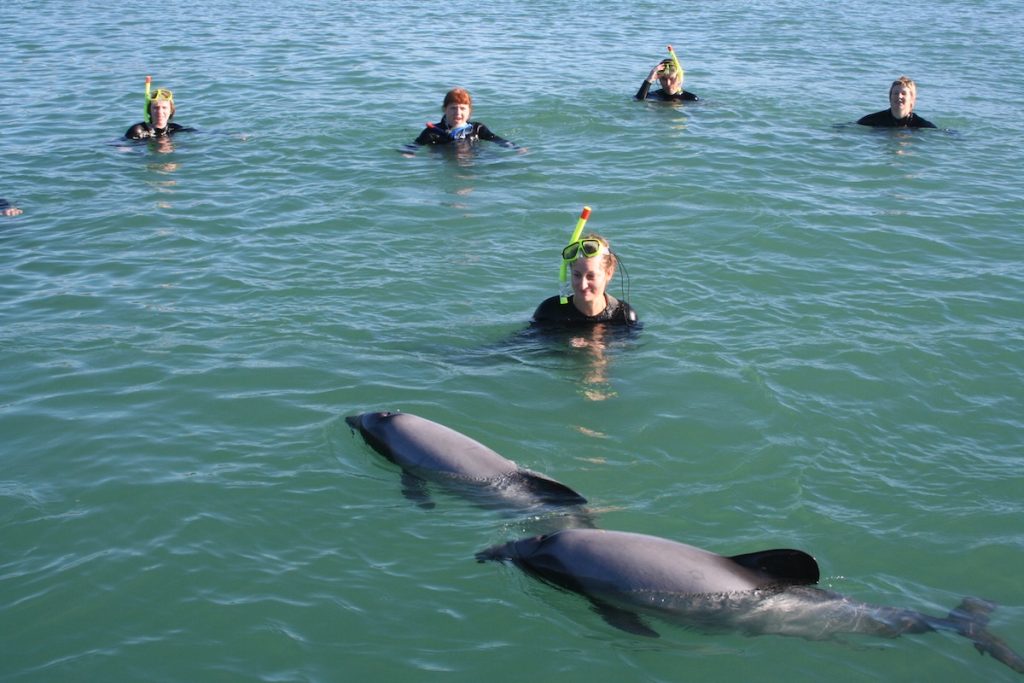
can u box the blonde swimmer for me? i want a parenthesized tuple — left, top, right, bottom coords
(635, 46, 699, 102)
(125, 76, 195, 140)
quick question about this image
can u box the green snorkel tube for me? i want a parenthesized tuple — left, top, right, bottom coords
(666, 44, 685, 86)
(559, 205, 592, 304)
(143, 75, 153, 124)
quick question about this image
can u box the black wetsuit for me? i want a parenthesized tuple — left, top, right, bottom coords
(635, 80, 699, 102)
(124, 121, 192, 140)
(856, 109, 936, 129)
(532, 294, 638, 326)
(412, 116, 517, 148)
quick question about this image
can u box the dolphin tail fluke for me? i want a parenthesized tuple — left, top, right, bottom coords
(945, 598, 1024, 674)
(516, 469, 588, 506)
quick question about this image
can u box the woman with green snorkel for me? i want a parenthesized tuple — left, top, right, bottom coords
(635, 45, 699, 102)
(532, 208, 638, 326)
(125, 76, 194, 140)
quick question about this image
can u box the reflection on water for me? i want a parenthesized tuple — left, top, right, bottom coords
(472, 322, 641, 402)
(567, 324, 616, 401)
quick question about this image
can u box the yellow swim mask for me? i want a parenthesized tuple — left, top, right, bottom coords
(149, 88, 174, 102)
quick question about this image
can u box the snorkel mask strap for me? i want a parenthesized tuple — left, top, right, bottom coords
(559, 206, 592, 304)
(144, 75, 152, 124)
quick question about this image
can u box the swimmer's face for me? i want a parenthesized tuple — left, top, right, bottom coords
(150, 99, 173, 128)
(444, 102, 471, 128)
(658, 64, 683, 94)
(571, 257, 614, 308)
(889, 84, 916, 119)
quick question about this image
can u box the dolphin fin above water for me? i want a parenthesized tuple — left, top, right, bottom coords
(509, 468, 589, 506)
(727, 548, 820, 585)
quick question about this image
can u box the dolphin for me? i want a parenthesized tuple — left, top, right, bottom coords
(477, 528, 1024, 674)
(345, 411, 587, 511)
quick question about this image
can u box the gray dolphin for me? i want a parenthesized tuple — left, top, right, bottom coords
(346, 411, 587, 511)
(477, 528, 1024, 674)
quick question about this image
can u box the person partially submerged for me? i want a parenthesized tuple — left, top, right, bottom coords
(532, 233, 638, 326)
(409, 87, 519, 150)
(857, 76, 936, 129)
(125, 82, 194, 140)
(635, 58, 699, 102)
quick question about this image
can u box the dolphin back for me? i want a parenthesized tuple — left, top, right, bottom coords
(347, 410, 586, 511)
(346, 411, 518, 478)
(476, 529, 809, 595)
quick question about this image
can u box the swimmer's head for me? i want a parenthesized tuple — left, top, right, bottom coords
(147, 87, 176, 126)
(442, 87, 473, 128)
(657, 59, 683, 93)
(888, 76, 917, 119)
(566, 233, 617, 308)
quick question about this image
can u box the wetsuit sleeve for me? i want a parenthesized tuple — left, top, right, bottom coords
(475, 123, 517, 148)
(125, 122, 150, 139)
(682, 90, 699, 101)
(413, 125, 437, 146)
(635, 79, 653, 100)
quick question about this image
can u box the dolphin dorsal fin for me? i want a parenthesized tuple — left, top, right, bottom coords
(516, 470, 588, 505)
(728, 548, 820, 585)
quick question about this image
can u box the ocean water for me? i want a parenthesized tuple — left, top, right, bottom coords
(2, 0, 1023, 680)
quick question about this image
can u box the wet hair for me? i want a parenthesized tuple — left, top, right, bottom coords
(442, 87, 473, 110)
(889, 75, 917, 99)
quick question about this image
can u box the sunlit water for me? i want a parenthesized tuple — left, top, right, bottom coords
(2, 1, 1023, 680)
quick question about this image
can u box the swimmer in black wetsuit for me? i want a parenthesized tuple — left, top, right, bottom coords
(635, 58, 698, 102)
(533, 233, 638, 326)
(857, 76, 936, 129)
(408, 87, 519, 151)
(1, 198, 23, 217)
(125, 86, 194, 140)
